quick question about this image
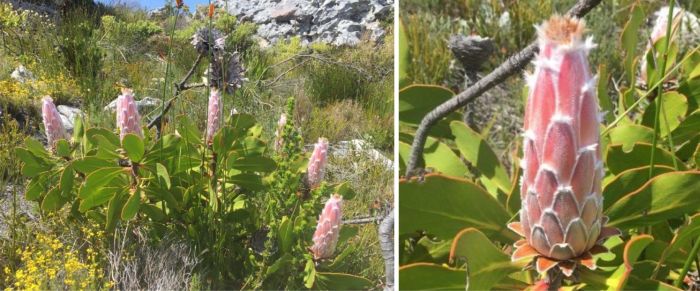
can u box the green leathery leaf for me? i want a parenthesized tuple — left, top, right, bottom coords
(59, 165, 74, 195)
(122, 133, 145, 162)
(451, 121, 510, 194)
(313, 272, 373, 290)
(605, 143, 685, 175)
(669, 109, 700, 145)
(398, 136, 467, 178)
(228, 155, 276, 172)
(448, 228, 520, 290)
(641, 91, 688, 137)
(398, 84, 454, 125)
(79, 167, 127, 199)
(73, 156, 114, 174)
(399, 263, 466, 290)
(25, 176, 45, 201)
(155, 163, 171, 189)
(658, 214, 700, 268)
(597, 64, 614, 123)
(621, 4, 644, 84)
(278, 216, 294, 253)
(86, 127, 119, 146)
(603, 165, 675, 211)
(41, 186, 67, 211)
(24, 137, 50, 160)
(303, 259, 316, 289)
(121, 189, 141, 221)
(606, 171, 700, 229)
(55, 139, 71, 157)
(93, 134, 121, 159)
(606, 235, 654, 291)
(398, 85, 460, 137)
(608, 124, 655, 152)
(106, 190, 127, 231)
(80, 185, 125, 212)
(399, 174, 514, 243)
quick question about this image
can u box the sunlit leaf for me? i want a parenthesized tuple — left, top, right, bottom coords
(399, 263, 465, 290)
(399, 174, 514, 242)
(449, 228, 520, 290)
(606, 171, 700, 229)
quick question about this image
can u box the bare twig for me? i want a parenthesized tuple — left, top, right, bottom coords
(404, 0, 603, 178)
(147, 52, 206, 131)
(342, 215, 385, 225)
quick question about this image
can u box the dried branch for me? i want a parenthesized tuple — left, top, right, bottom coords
(379, 208, 394, 291)
(404, 0, 603, 177)
(147, 52, 206, 131)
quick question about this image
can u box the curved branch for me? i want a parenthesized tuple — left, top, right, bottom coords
(404, 0, 602, 177)
(147, 52, 206, 131)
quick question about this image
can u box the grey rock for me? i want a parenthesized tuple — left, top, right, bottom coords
(216, 0, 393, 46)
(10, 65, 35, 83)
(104, 97, 163, 114)
(57, 105, 83, 133)
(330, 139, 392, 171)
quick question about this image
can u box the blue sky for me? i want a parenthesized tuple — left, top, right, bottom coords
(96, 0, 212, 10)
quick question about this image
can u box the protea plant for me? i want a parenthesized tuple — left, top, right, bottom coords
(206, 88, 221, 144)
(310, 194, 343, 260)
(116, 88, 143, 141)
(509, 15, 620, 277)
(307, 137, 329, 188)
(41, 96, 69, 147)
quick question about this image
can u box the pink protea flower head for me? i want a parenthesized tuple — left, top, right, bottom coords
(509, 15, 619, 277)
(307, 137, 329, 188)
(311, 194, 343, 260)
(41, 96, 69, 147)
(206, 88, 221, 144)
(116, 88, 143, 141)
(273, 113, 287, 151)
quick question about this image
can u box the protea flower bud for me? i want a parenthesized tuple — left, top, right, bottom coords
(116, 88, 143, 141)
(509, 15, 619, 277)
(311, 194, 343, 260)
(273, 113, 287, 151)
(206, 88, 221, 144)
(41, 96, 69, 147)
(307, 137, 328, 188)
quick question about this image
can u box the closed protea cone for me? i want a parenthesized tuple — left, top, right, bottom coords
(116, 88, 143, 141)
(41, 96, 69, 147)
(307, 137, 328, 188)
(509, 15, 620, 278)
(206, 88, 221, 144)
(311, 194, 343, 260)
(273, 113, 287, 151)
